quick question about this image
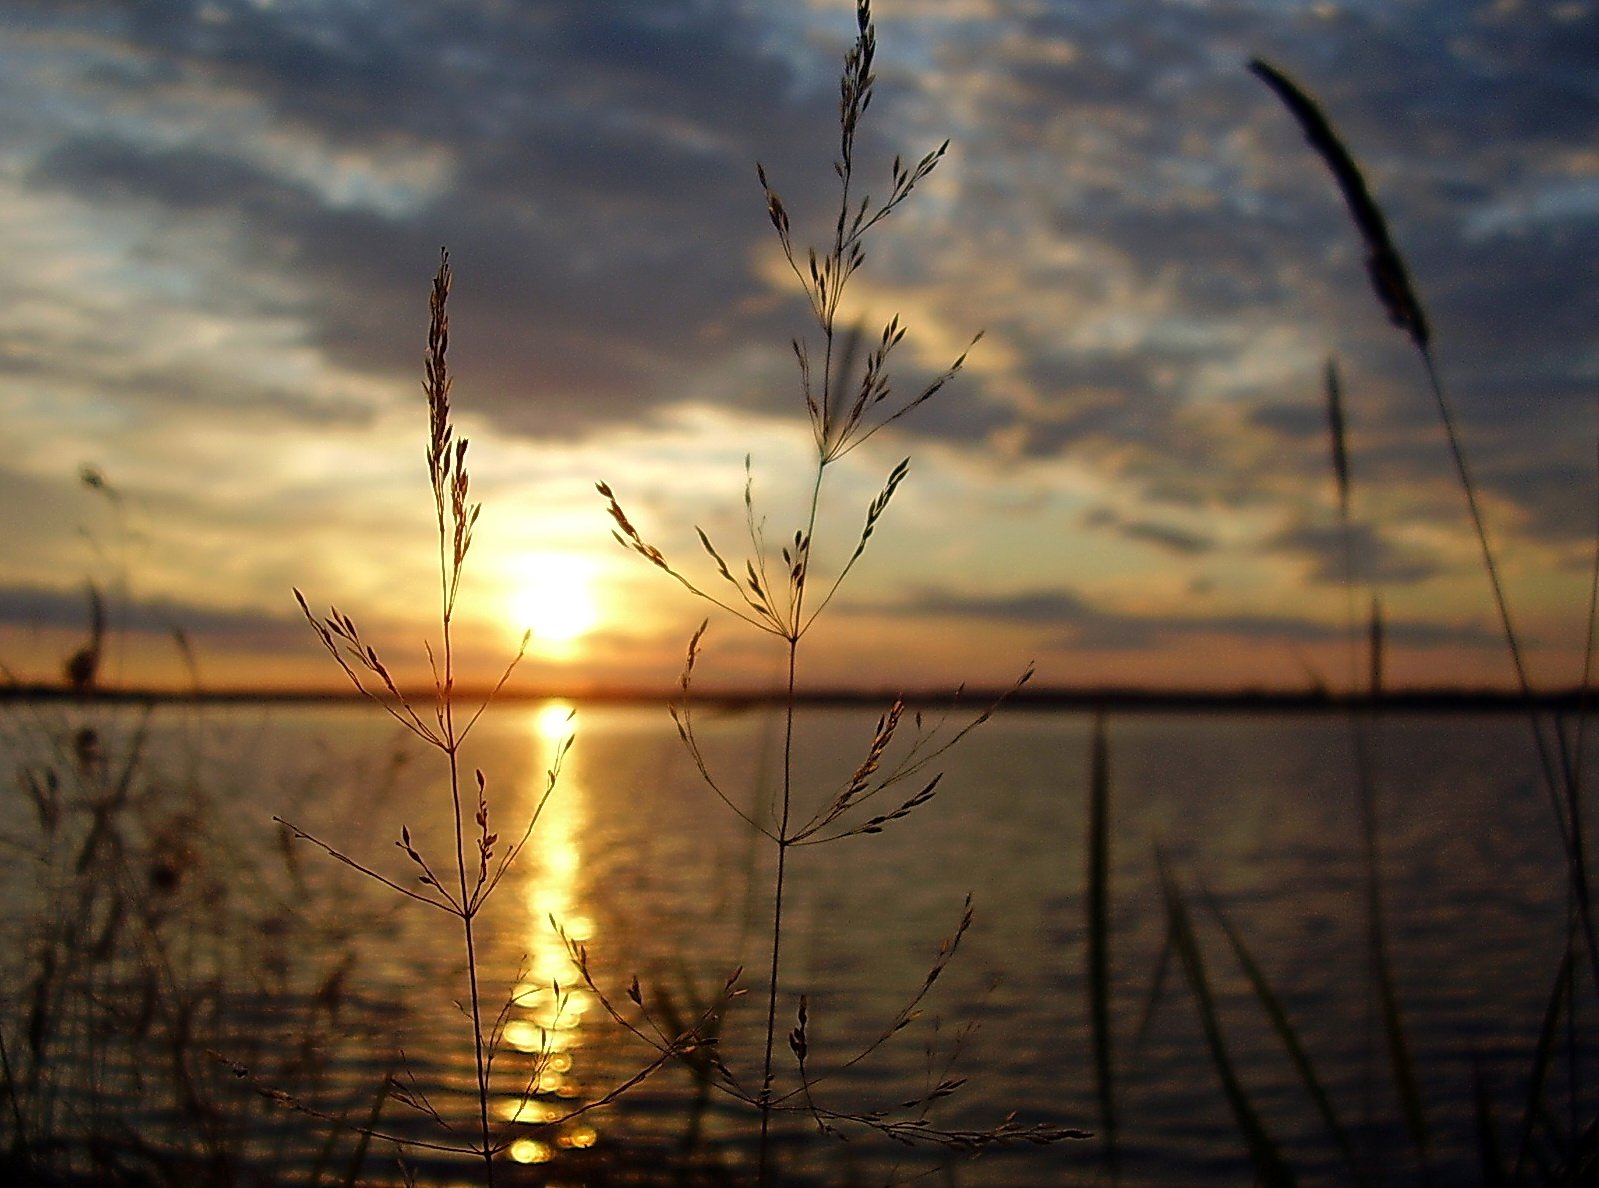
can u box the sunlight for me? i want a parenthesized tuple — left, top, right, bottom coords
(501, 553, 602, 658)
(502, 700, 596, 1120)
(534, 700, 576, 742)
(509, 1138, 554, 1165)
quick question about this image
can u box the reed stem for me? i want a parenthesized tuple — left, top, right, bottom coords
(759, 454, 824, 1182)
(756, 642, 798, 1183)
(1417, 348, 1599, 994)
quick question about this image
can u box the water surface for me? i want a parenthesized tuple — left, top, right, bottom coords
(2, 699, 1588, 1185)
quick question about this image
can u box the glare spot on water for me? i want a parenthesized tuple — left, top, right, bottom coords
(538, 847, 579, 881)
(502, 1020, 545, 1052)
(559, 1125, 598, 1149)
(509, 1138, 553, 1164)
(499, 1097, 553, 1124)
(525, 991, 586, 1031)
(533, 702, 575, 741)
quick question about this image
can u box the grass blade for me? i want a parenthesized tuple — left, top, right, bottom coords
(1157, 853, 1297, 1188)
(1357, 597, 1431, 1177)
(1087, 711, 1117, 1174)
(1130, 917, 1175, 1065)
(1254, 55, 1599, 1000)
(1249, 58, 1429, 350)
(1570, 1112, 1599, 1183)
(1325, 358, 1350, 520)
(1511, 947, 1572, 1185)
(1365, 859, 1430, 1171)
(1473, 1053, 1509, 1188)
(337, 1077, 389, 1188)
(1203, 890, 1368, 1186)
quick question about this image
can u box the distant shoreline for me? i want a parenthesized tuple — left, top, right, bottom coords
(3, 683, 1592, 713)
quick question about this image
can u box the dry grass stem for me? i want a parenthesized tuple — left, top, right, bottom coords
(281, 249, 604, 1184)
(593, 2, 1074, 1177)
(1253, 63, 1594, 965)
(1249, 58, 1429, 350)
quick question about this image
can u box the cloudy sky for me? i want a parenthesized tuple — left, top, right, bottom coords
(2, 0, 1596, 695)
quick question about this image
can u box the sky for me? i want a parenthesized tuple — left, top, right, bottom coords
(2, 0, 1597, 696)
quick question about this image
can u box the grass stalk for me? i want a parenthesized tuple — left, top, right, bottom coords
(428, 259, 495, 1183)
(1324, 355, 1429, 1173)
(1252, 56, 1599, 1000)
(1358, 597, 1431, 1177)
(757, 639, 800, 1176)
(599, 1, 1075, 1174)
(286, 251, 580, 1181)
(1202, 889, 1367, 1186)
(1256, 58, 1599, 1185)
(1511, 948, 1572, 1185)
(1086, 711, 1118, 1175)
(1156, 853, 1297, 1188)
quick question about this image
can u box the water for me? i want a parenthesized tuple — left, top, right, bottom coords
(1, 698, 1591, 1185)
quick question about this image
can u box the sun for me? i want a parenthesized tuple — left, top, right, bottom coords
(502, 553, 602, 657)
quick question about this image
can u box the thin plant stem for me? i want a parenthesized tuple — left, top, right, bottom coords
(1086, 711, 1117, 1176)
(289, 253, 572, 1184)
(1573, 423, 1599, 786)
(448, 741, 493, 1182)
(1325, 359, 1422, 1168)
(759, 459, 822, 1182)
(428, 259, 495, 1184)
(1254, 56, 1599, 997)
(1417, 347, 1599, 994)
(758, 640, 800, 1182)
(597, 3, 1076, 1168)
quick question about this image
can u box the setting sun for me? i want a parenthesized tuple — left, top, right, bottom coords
(502, 553, 602, 657)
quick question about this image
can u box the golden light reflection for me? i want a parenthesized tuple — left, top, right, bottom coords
(500, 1097, 555, 1124)
(502, 553, 602, 658)
(504, 700, 599, 1139)
(509, 1138, 554, 1164)
(533, 701, 575, 743)
(559, 1125, 598, 1150)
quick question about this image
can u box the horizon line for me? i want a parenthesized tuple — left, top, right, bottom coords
(4, 681, 1593, 713)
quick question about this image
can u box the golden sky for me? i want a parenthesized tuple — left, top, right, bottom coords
(2, 0, 1596, 694)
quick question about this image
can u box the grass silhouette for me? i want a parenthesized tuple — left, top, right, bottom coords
(5, 16, 1596, 1188)
(594, 2, 1080, 1181)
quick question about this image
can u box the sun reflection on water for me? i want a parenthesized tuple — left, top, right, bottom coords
(508, 1137, 553, 1164)
(501, 700, 598, 1150)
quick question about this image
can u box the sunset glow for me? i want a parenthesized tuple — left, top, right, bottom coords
(0, 2, 1594, 695)
(501, 555, 602, 659)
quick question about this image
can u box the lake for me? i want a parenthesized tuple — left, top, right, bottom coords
(1, 697, 1590, 1185)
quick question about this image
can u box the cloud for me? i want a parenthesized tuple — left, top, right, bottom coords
(868, 582, 1501, 652)
(894, 1, 1598, 526)
(0, 581, 306, 651)
(1266, 519, 1441, 586)
(4, 0, 1598, 688)
(1082, 505, 1215, 556)
(12, 0, 868, 440)
(13, 1, 1597, 462)
(1120, 519, 1214, 556)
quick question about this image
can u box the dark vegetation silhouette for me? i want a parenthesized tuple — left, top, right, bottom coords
(1, 15, 1594, 1188)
